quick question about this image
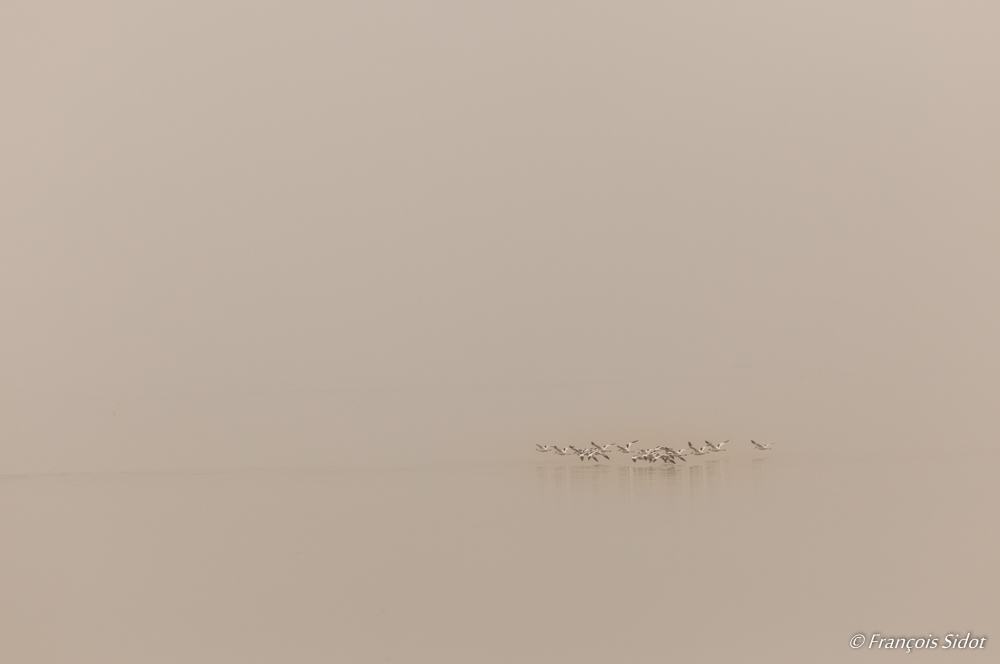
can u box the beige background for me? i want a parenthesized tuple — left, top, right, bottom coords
(2, 5, 1000, 663)
(2, 3, 999, 467)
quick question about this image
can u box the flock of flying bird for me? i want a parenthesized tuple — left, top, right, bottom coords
(535, 439, 773, 463)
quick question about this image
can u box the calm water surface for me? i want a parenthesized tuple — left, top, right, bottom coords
(2, 449, 997, 663)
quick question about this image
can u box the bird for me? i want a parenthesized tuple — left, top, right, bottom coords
(582, 448, 608, 461)
(632, 448, 654, 462)
(532, 436, 773, 462)
(704, 440, 728, 452)
(659, 447, 687, 462)
(653, 452, 676, 464)
(617, 440, 639, 453)
(688, 442, 709, 455)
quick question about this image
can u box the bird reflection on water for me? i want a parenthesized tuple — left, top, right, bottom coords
(535, 455, 769, 512)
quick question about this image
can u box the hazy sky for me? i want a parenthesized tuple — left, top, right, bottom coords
(2, 2, 998, 472)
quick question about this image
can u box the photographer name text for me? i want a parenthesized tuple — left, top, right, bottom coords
(850, 633, 986, 652)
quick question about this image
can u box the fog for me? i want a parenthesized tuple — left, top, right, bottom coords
(4, 5, 1000, 663)
(2, 2, 998, 471)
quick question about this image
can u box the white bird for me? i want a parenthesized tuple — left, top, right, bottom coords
(617, 440, 639, 453)
(750, 440, 773, 450)
(660, 447, 687, 462)
(688, 442, 709, 455)
(535, 444, 553, 453)
(553, 446, 572, 455)
(704, 440, 728, 452)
